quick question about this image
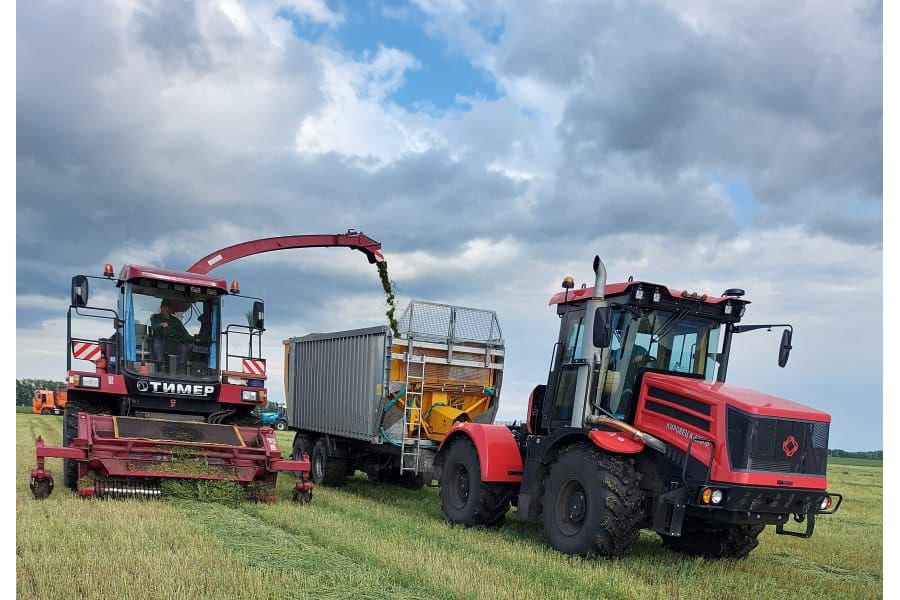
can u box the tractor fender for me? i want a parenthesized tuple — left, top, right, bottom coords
(587, 429, 644, 454)
(435, 422, 523, 483)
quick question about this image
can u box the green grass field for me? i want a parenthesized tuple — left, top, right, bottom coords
(16, 414, 882, 600)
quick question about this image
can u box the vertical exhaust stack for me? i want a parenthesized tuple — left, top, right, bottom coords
(571, 255, 610, 428)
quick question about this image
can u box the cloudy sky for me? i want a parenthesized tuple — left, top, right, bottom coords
(17, 0, 882, 449)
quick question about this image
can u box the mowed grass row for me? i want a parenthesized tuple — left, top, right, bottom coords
(16, 414, 882, 600)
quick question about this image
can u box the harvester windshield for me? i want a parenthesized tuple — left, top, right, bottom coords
(122, 283, 220, 379)
(599, 308, 721, 418)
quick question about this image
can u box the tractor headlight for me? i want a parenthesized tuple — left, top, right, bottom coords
(820, 496, 831, 511)
(711, 489, 724, 505)
(242, 390, 259, 402)
(80, 375, 100, 388)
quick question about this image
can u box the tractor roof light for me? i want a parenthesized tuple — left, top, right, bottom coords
(652, 289, 661, 303)
(103, 263, 114, 278)
(230, 280, 240, 294)
(562, 276, 575, 290)
(634, 286, 645, 301)
(724, 302, 733, 315)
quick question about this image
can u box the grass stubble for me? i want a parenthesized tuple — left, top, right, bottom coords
(16, 414, 882, 600)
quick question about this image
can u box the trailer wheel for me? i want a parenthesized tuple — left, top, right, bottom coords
(541, 445, 643, 558)
(63, 396, 110, 490)
(439, 438, 512, 527)
(311, 439, 349, 487)
(660, 522, 764, 559)
(291, 433, 312, 478)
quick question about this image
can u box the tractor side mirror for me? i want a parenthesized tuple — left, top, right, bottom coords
(778, 329, 792, 368)
(71, 275, 89, 307)
(592, 306, 612, 349)
(251, 301, 265, 330)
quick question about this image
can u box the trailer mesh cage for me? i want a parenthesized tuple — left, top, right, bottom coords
(397, 301, 503, 344)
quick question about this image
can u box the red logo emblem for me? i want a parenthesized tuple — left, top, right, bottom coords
(782, 435, 799, 457)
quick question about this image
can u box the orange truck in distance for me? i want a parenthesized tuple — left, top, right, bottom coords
(32, 389, 67, 415)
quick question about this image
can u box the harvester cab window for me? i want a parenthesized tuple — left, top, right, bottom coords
(121, 283, 220, 379)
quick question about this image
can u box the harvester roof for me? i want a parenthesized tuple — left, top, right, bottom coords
(548, 281, 748, 306)
(118, 264, 228, 291)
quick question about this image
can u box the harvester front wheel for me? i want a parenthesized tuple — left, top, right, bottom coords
(541, 446, 643, 558)
(659, 522, 764, 559)
(63, 396, 110, 490)
(439, 438, 512, 527)
(311, 439, 349, 487)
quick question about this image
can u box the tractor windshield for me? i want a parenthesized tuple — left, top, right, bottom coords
(598, 308, 721, 419)
(121, 283, 221, 379)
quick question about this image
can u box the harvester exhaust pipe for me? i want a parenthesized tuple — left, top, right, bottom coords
(593, 255, 607, 299)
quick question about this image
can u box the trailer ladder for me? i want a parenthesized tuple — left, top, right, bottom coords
(400, 340, 427, 474)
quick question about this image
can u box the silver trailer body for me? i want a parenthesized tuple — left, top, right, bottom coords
(285, 326, 391, 443)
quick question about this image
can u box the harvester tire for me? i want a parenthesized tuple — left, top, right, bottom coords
(311, 439, 349, 487)
(439, 437, 512, 527)
(63, 396, 110, 491)
(660, 522, 764, 559)
(541, 445, 643, 558)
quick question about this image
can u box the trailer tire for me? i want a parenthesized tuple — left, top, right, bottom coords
(311, 439, 349, 487)
(660, 522, 764, 559)
(439, 438, 512, 527)
(291, 433, 312, 478)
(63, 396, 111, 491)
(541, 445, 643, 558)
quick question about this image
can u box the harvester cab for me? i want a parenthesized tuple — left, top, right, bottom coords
(435, 255, 841, 560)
(30, 263, 313, 503)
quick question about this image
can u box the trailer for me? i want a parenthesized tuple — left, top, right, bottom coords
(285, 301, 504, 488)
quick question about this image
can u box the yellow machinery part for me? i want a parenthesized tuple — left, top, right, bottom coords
(426, 404, 468, 441)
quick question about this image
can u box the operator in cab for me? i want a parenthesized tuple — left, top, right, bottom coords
(150, 299, 193, 368)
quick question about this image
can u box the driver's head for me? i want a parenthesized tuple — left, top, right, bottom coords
(159, 299, 174, 316)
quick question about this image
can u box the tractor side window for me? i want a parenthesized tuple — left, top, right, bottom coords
(562, 316, 585, 363)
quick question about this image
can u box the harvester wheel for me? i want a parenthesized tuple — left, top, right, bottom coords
(30, 478, 53, 500)
(659, 522, 764, 559)
(439, 438, 512, 527)
(63, 396, 110, 490)
(541, 445, 643, 558)
(311, 439, 349, 487)
(292, 488, 312, 503)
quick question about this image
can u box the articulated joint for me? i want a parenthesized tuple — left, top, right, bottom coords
(585, 414, 666, 453)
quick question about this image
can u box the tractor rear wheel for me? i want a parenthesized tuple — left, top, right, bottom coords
(311, 439, 349, 487)
(541, 445, 643, 557)
(63, 396, 110, 490)
(439, 438, 513, 527)
(660, 521, 764, 559)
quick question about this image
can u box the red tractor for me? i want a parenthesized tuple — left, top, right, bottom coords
(29, 231, 384, 502)
(435, 256, 841, 559)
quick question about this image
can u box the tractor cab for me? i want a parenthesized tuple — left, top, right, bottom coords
(538, 280, 751, 434)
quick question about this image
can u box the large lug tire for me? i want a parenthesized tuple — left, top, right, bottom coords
(274, 419, 288, 431)
(63, 397, 111, 490)
(291, 433, 312, 478)
(660, 522, 765, 559)
(311, 439, 349, 487)
(225, 410, 262, 428)
(439, 438, 513, 527)
(541, 445, 644, 558)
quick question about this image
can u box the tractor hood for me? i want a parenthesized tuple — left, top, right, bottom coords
(641, 372, 831, 423)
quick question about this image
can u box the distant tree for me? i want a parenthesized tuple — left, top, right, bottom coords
(16, 379, 66, 406)
(828, 449, 883, 460)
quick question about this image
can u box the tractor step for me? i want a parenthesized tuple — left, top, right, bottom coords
(652, 487, 688, 536)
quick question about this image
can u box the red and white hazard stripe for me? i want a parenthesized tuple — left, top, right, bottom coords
(72, 341, 101, 362)
(242, 358, 266, 376)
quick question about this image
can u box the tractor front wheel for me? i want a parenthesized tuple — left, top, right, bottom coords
(660, 521, 764, 559)
(311, 439, 349, 487)
(274, 419, 288, 431)
(439, 438, 512, 527)
(541, 445, 644, 557)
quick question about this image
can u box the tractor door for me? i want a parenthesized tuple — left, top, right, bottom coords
(543, 304, 587, 430)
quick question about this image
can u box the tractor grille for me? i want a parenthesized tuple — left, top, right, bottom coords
(114, 417, 246, 447)
(726, 407, 828, 476)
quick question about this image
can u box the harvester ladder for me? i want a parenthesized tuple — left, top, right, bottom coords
(400, 341, 426, 474)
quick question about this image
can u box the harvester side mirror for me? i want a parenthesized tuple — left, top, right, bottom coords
(71, 275, 89, 307)
(593, 306, 612, 349)
(252, 301, 265, 330)
(778, 329, 792, 368)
